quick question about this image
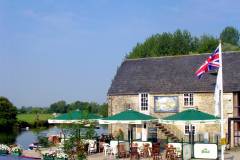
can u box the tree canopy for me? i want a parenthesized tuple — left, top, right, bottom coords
(47, 100, 108, 117)
(127, 26, 240, 59)
(0, 97, 17, 130)
(220, 26, 240, 45)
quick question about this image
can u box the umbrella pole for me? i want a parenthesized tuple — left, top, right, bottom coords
(128, 126, 131, 153)
(190, 124, 194, 158)
(117, 136, 119, 159)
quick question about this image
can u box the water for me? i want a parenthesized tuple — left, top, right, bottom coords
(0, 125, 108, 159)
(0, 126, 107, 149)
(0, 155, 33, 160)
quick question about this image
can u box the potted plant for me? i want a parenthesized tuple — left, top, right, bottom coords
(11, 146, 22, 156)
(43, 153, 55, 160)
(56, 152, 68, 160)
(0, 144, 10, 155)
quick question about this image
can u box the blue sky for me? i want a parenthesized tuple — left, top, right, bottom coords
(0, 0, 239, 107)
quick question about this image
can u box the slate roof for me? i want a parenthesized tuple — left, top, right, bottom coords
(108, 52, 240, 95)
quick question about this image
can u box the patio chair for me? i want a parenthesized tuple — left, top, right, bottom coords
(110, 145, 118, 158)
(142, 143, 150, 158)
(88, 141, 97, 154)
(130, 147, 139, 160)
(102, 143, 112, 156)
(118, 143, 129, 158)
(99, 141, 105, 153)
(152, 143, 163, 160)
(165, 145, 177, 160)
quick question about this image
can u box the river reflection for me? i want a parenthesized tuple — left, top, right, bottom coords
(0, 125, 108, 149)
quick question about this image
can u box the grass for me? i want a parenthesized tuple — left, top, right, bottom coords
(17, 113, 54, 125)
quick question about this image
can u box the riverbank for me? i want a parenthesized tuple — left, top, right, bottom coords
(17, 113, 54, 129)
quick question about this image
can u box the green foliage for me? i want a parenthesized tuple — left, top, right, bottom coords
(116, 129, 124, 140)
(48, 100, 108, 117)
(197, 35, 219, 53)
(0, 97, 17, 130)
(127, 27, 240, 59)
(0, 129, 18, 144)
(222, 42, 240, 51)
(18, 106, 49, 114)
(17, 114, 53, 125)
(49, 100, 67, 113)
(99, 103, 108, 117)
(220, 26, 240, 45)
(128, 30, 195, 58)
(38, 136, 52, 147)
(63, 122, 96, 160)
(128, 29, 197, 58)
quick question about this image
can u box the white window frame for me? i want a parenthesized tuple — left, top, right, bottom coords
(139, 93, 149, 111)
(183, 93, 194, 107)
(184, 124, 196, 135)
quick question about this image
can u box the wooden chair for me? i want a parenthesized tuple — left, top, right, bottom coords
(118, 143, 128, 158)
(165, 145, 177, 160)
(152, 143, 163, 160)
(130, 146, 139, 160)
(141, 143, 150, 158)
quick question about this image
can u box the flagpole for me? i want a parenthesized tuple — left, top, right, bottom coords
(219, 41, 225, 160)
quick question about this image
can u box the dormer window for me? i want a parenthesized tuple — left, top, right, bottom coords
(184, 93, 193, 107)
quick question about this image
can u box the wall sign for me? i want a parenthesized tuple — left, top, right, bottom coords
(183, 144, 192, 160)
(194, 143, 218, 159)
(154, 96, 179, 112)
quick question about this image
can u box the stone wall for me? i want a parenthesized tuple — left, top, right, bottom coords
(107, 92, 233, 140)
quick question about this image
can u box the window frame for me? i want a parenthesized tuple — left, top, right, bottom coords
(184, 124, 196, 135)
(139, 93, 149, 111)
(183, 93, 194, 107)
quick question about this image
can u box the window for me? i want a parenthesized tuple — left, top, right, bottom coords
(184, 125, 196, 135)
(184, 93, 193, 106)
(140, 93, 148, 111)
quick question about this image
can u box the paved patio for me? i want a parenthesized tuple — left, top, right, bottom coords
(87, 150, 238, 160)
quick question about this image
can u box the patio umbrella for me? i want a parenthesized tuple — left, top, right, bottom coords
(99, 109, 157, 124)
(99, 109, 157, 157)
(48, 110, 101, 124)
(159, 108, 220, 124)
(159, 108, 220, 158)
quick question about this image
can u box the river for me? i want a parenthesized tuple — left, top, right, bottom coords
(0, 125, 108, 149)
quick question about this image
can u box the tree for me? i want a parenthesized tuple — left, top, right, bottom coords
(220, 26, 240, 45)
(0, 97, 17, 130)
(127, 29, 195, 59)
(49, 100, 67, 113)
(99, 103, 108, 117)
(197, 35, 218, 53)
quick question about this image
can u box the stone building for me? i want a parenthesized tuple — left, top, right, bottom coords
(107, 52, 240, 147)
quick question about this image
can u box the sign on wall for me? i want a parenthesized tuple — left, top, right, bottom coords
(183, 144, 192, 160)
(194, 143, 218, 159)
(154, 96, 179, 112)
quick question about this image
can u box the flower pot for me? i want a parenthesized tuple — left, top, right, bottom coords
(11, 152, 22, 156)
(43, 155, 55, 160)
(55, 158, 68, 160)
(0, 150, 8, 155)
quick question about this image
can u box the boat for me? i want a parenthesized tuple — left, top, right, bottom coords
(28, 142, 42, 150)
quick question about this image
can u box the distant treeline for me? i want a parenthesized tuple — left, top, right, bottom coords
(18, 100, 108, 117)
(0, 96, 108, 130)
(127, 26, 240, 59)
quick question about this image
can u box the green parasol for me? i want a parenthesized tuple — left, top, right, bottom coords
(48, 110, 101, 124)
(159, 108, 220, 124)
(99, 109, 157, 124)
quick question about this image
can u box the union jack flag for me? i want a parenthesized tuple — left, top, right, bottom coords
(195, 46, 220, 78)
